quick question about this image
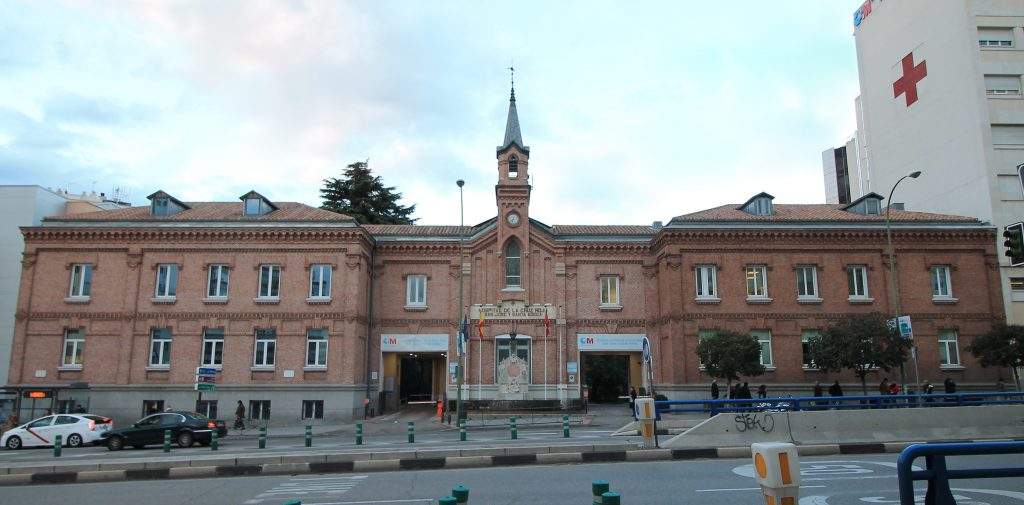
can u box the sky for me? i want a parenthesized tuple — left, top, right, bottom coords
(0, 1, 864, 226)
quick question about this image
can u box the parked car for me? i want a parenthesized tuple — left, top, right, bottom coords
(100, 411, 225, 451)
(2, 414, 113, 450)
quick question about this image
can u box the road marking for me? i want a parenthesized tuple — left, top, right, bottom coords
(294, 500, 433, 504)
(697, 485, 827, 492)
(246, 476, 368, 504)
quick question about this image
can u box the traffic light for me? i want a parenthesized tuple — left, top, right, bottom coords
(1004, 222, 1024, 267)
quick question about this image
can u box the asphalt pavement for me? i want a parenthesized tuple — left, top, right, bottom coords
(0, 426, 626, 465)
(6, 453, 1024, 504)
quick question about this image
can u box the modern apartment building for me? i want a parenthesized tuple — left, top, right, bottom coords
(834, 0, 1024, 322)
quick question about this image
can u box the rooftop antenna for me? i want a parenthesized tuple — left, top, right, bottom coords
(508, 62, 515, 100)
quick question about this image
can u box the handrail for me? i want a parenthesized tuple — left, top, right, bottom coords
(653, 391, 1024, 414)
(896, 441, 1024, 504)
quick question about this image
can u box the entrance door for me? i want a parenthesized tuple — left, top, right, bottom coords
(400, 356, 434, 403)
(582, 354, 630, 403)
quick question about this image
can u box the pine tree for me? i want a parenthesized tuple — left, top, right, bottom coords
(320, 161, 417, 224)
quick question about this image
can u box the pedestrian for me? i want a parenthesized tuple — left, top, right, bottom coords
(878, 377, 890, 396)
(923, 380, 934, 404)
(813, 381, 823, 398)
(73, 403, 85, 414)
(740, 382, 752, 399)
(629, 387, 638, 419)
(710, 380, 720, 400)
(996, 377, 1006, 392)
(944, 377, 956, 394)
(888, 382, 900, 395)
(234, 400, 246, 430)
(828, 380, 843, 396)
(729, 383, 737, 399)
(757, 384, 767, 399)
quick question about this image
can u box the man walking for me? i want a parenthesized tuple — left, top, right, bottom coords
(710, 380, 720, 400)
(234, 400, 246, 430)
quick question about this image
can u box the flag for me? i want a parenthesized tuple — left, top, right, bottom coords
(544, 311, 551, 338)
(478, 312, 485, 338)
(457, 315, 469, 356)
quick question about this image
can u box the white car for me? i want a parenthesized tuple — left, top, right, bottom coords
(2, 414, 113, 449)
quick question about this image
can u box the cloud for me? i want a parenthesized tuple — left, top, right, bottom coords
(1, 0, 864, 225)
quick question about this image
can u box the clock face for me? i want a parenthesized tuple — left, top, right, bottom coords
(506, 212, 520, 226)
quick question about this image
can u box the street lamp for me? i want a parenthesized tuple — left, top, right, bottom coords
(455, 179, 465, 425)
(884, 170, 921, 393)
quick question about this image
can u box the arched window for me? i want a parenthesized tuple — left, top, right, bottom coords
(505, 239, 521, 287)
(1018, 163, 1024, 198)
(508, 155, 519, 179)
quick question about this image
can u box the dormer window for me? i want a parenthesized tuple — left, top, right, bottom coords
(146, 190, 190, 217)
(508, 155, 519, 179)
(739, 192, 775, 216)
(239, 190, 278, 217)
(842, 192, 885, 215)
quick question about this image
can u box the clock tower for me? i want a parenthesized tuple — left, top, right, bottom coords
(495, 85, 531, 301)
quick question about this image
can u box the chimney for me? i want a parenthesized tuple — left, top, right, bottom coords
(652, 221, 663, 230)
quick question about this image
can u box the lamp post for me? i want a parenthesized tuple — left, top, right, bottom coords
(885, 170, 922, 393)
(455, 179, 465, 425)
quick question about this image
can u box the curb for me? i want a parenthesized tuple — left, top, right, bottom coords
(0, 439, 996, 487)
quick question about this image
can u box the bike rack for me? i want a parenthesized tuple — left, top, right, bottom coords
(896, 441, 1024, 505)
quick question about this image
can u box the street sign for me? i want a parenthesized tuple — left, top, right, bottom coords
(887, 316, 913, 340)
(568, 373, 576, 384)
(449, 362, 458, 374)
(196, 375, 216, 383)
(195, 383, 216, 392)
(642, 337, 652, 363)
(566, 361, 578, 374)
(196, 367, 219, 376)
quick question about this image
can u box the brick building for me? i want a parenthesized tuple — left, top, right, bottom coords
(6, 90, 1008, 425)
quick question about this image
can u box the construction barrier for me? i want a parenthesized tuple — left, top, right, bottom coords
(750, 442, 801, 505)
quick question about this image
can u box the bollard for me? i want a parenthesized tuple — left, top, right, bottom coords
(211, 428, 218, 451)
(452, 484, 469, 504)
(305, 425, 312, 448)
(459, 420, 467, 442)
(601, 492, 621, 505)
(438, 497, 456, 505)
(635, 397, 656, 448)
(592, 480, 610, 505)
(356, 422, 363, 445)
(283, 500, 301, 505)
(407, 421, 415, 443)
(53, 434, 62, 457)
(563, 414, 570, 438)
(510, 416, 517, 440)
(163, 429, 171, 452)
(258, 426, 267, 449)
(750, 442, 801, 505)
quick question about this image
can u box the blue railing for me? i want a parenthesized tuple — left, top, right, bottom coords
(654, 391, 1024, 414)
(896, 441, 1024, 505)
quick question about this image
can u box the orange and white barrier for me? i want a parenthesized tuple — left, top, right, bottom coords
(635, 397, 656, 448)
(750, 442, 800, 505)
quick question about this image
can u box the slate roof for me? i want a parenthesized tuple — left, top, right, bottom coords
(498, 88, 528, 153)
(670, 204, 980, 223)
(363, 225, 475, 237)
(45, 202, 354, 222)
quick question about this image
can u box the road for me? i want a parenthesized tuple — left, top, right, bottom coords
(6, 453, 1024, 504)
(0, 426, 626, 465)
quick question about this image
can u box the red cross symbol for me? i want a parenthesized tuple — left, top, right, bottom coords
(893, 52, 927, 107)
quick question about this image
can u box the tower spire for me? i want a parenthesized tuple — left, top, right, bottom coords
(500, 65, 526, 153)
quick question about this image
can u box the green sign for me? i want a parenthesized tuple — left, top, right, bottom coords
(195, 383, 216, 392)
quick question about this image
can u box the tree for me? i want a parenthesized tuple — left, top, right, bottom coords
(695, 330, 765, 388)
(807, 312, 911, 395)
(967, 323, 1024, 390)
(320, 161, 417, 224)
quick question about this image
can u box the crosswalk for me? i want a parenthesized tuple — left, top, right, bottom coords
(244, 475, 368, 504)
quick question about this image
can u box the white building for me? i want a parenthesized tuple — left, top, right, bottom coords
(842, 0, 1024, 323)
(0, 186, 127, 418)
(821, 135, 868, 205)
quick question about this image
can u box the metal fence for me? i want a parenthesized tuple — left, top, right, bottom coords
(896, 441, 1024, 505)
(655, 391, 1024, 415)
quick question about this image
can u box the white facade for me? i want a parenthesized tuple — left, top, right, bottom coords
(821, 135, 866, 205)
(850, 0, 1024, 323)
(0, 187, 70, 386)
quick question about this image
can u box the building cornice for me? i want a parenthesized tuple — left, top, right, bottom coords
(652, 228, 995, 252)
(22, 226, 374, 248)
